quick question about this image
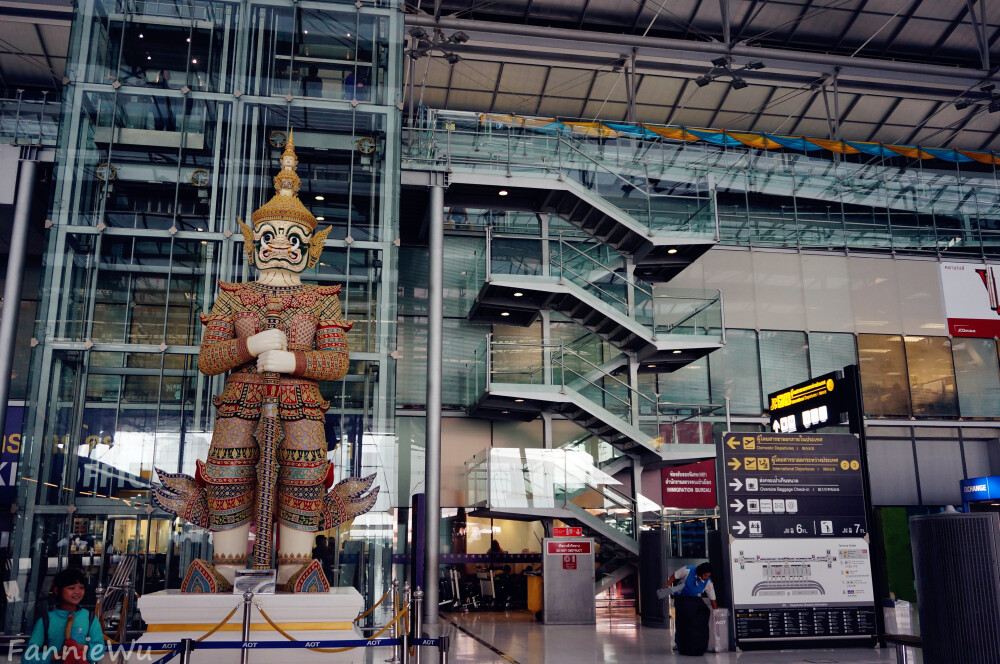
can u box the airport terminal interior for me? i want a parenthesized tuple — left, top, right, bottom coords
(0, 0, 999, 662)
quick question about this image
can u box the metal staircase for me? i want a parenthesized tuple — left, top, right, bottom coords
(467, 229, 724, 369)
(465, 448, 652, 592)
(468, 336, 721, 465)
(401, 123, 718, 281)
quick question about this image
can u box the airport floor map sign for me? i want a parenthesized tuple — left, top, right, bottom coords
(719, 432, 877, 644)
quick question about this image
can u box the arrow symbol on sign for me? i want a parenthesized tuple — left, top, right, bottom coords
(730, 499, 744, 513)
(731, 521, 746, 535)
(728, 458, 741, 471)
(728, 479, 743, 491)
(726, 437, 740, 450)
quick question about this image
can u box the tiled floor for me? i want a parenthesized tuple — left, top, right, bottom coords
(428, 608, 901, 664)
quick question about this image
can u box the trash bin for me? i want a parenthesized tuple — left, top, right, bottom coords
(708, 608, 730, 653)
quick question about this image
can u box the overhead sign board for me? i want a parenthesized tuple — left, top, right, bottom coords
(767, 371, 851, 434)
(719, 432, 877, 646)
(661, 459, 716, 509)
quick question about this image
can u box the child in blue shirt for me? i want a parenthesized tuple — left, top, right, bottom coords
(24, 569, 106, 664)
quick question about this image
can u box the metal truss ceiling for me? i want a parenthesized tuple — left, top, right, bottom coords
(405, 0, 1000, 152)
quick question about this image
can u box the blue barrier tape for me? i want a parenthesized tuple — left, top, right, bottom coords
(148, 647, 181, 664)
(112, 638, 404, 651)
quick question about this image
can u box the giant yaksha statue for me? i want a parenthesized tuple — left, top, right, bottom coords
(153, 133, 378, 593)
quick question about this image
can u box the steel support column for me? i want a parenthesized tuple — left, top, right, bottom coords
(0, 153, 36, 441)
(422, 184, 444, 623)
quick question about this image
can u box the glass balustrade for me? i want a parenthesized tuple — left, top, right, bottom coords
(464, 447, 641, 540)
(0, 92, 60, 145)
(475, 335, 724, 449)
(406, 114, 1000, 258)
(480, 231, 724, 338)
(405, 127, 717, 237)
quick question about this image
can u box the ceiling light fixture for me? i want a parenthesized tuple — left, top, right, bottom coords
(696, 56, 764, 89)
(315, 195, 325, 201)
(514, 399, 524, 403)
(316, 216, 325, 221)
(672, 350, 682, 354)
(667, 248, 678, 254)
(500, 312, 510, 317)
(498, 190, 508, 196)
(513, 292, 523, 297)
(955, 84, 1000, 112)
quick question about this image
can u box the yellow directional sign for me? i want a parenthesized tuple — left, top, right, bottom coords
(726, 437, 740, 450)
(757, 457, 770, 471)
(745, 458, 758, 471)
(728, 458, 741, 471)
(743, 437, 756, 450)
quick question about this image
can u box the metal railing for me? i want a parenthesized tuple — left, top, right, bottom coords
(0, 90, 60, 146)
(408, 112, 1000, 258)
(480, 228, 725, 338)
(405, 125, 717, 237)
(470, 334, 726, 444)
(465, 447, 643, 541)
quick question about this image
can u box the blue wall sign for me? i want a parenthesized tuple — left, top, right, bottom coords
(960, 476, 1000, 510)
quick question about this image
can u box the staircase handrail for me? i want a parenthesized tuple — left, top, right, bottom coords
(555, 233, 653, 300)
(659, 291, 724, 334)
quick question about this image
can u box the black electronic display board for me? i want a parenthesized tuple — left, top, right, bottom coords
(767, 370, 850, 434)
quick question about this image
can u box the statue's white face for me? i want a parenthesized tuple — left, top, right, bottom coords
(281, 155, 297, 170)
(255, 218, 312, 273)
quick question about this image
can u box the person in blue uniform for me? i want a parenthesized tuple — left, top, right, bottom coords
(663, 562, 718, 610)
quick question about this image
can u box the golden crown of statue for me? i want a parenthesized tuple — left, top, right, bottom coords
(250, 130, 317, 231)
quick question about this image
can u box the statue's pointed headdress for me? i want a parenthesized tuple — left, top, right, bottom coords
(239, 129, 331, 268)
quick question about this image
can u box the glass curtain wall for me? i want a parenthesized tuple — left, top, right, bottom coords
(10, 0, 402, 633)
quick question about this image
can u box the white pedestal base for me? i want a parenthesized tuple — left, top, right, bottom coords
(127, 589, 387, 664)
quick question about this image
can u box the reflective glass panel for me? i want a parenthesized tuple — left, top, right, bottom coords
(708, 329, 761, 415)
(904, 336, 958, 418)
(808, 332, 857, 377)
(857, 334, 910, 417)
(759, 330, 809, 397)
(952, 338, 1000, 418)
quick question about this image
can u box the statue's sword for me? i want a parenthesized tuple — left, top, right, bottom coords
(251, 298, 284, 569)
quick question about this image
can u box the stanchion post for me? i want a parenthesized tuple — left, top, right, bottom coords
(402, 582, 411, 631)
(95, 583, 104, 628)
(400, 633, 410, 664)
(240, 591, 253, 664)
(179, 638, 194, 664)
(438, 635, 450, 664)
(386, 580, 400, 664)
(413, 586, 424, 664)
